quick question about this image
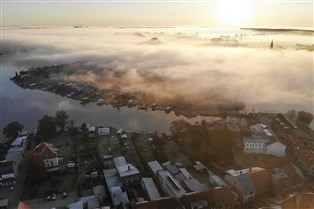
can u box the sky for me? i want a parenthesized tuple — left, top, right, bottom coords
(1, 0, 313, 28)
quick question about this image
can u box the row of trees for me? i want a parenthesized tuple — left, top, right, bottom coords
(36, 110, 69, 140)
(169, 119, 236, 166)
(286, 109, 313, 125)
(2, 110, 70, 142)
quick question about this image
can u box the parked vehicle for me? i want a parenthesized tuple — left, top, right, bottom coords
(51, 193, 57, 200)
(46, 195, 51, 201)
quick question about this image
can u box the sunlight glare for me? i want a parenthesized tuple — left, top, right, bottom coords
(216, 0, 253, 27)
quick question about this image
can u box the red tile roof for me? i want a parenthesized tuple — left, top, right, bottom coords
(33, 142, 58, 159)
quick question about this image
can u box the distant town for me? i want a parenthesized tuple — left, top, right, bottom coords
(0, 107, 313, 209)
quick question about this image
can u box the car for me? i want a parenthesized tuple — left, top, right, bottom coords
(67, 162, 76, 168)
(62, 192, 67, 198)
(51, 193, 57, 200)
(46, 195, 51, 201)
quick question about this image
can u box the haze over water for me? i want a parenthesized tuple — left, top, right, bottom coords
(1, 26, 313, 136)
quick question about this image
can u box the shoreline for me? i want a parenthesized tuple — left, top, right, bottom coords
(10, 65, 244, 118)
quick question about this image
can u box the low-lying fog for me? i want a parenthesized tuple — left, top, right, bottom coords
(2, 26, 313, 113)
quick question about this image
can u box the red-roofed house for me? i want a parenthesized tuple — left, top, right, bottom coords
(33, 142, 59, 172)
(211, 187, 237, 209)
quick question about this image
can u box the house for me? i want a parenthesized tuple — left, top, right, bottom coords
(243, 136, 269, 154)
(113, 156, 140, 185)
(92, 185, 107, 204)
(208, 174, 228, 188)
(157, 170, 186, 199)
(0, 199, 9, 209)
(174, 168, 193, 183)
(193, 161, 206, 172)
(249, 123, 274, 138)
(272, 114, 298, 132)
(111, 186, 129, 207)
(133, 197, 181, 209)
(182, 178, 206, 192)
(147, 160, 163, 176)
(0, 160, 17, 186)
(10, 136, 28, 149)
(141, 178, 161, 201)
(33, 142, 59, 172)
(289, 136, 314, 176)
(271, 164, 305, 196)
(226, 116, 248, 128)
(103, 168, 129, 208)
(88, 126, 96, 138)
(120, 134, 130, 146)
(181, 191, 215, 209)
(68, 201, 83, 209)
(227, 167, 271, 196)
(246, 167, 272, 196)
(224, 172, 256, 203)
(266, 141, 286, 157)
(162, 161, 180, 175)
(5, 147, 24, 170)
(211, 187, 237, 209)
(98, 127, 110, 136)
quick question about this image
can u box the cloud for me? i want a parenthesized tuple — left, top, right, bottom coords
(2, 27, 313, 113)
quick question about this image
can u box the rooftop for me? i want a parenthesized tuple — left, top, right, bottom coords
(11, 136, 27, 147)
(243, 136, 269, 144)
(141, 177, 161, 201)
(182, 178, 205, 192)
(158, 170, 186, 199)
(147, 160, 163, 175)
(33, 142, 58, 159)
(117, 164, 140, 178)
(113, 156, 127, 168)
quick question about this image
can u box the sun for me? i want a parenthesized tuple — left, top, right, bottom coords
(216, 0, 253, 27)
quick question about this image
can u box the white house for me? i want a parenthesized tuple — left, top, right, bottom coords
(33, 142, 59, 172)
(243, 136, 269, 154)
(98, 127, 110, 136)
(266, 142, 286, 157)
(0, 161, 17, 186)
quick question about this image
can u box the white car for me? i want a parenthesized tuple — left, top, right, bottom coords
(51, 194, 57, 200)
(67, 162, 76, 168)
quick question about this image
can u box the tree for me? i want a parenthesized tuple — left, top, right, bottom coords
(170, 119, 191, 135)
(37, 115, 57, 140)
(76, 174, 87, 186)
(55, 110, 69, 131)
(3, 121, 24, 140)
(81, 123, 89, 139)
(25, 153, 47, 184)
(297, 111, 313, 126)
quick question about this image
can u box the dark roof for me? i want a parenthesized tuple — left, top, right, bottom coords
(134, 197, 181, 209)
(274, 164, 305, 190)
(0, 161, 15, 175)
(181, 191, 215, 208)
(162, 161, 179, 175)
(211, 187, 236, 207)
(234, 173, 256, 195)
